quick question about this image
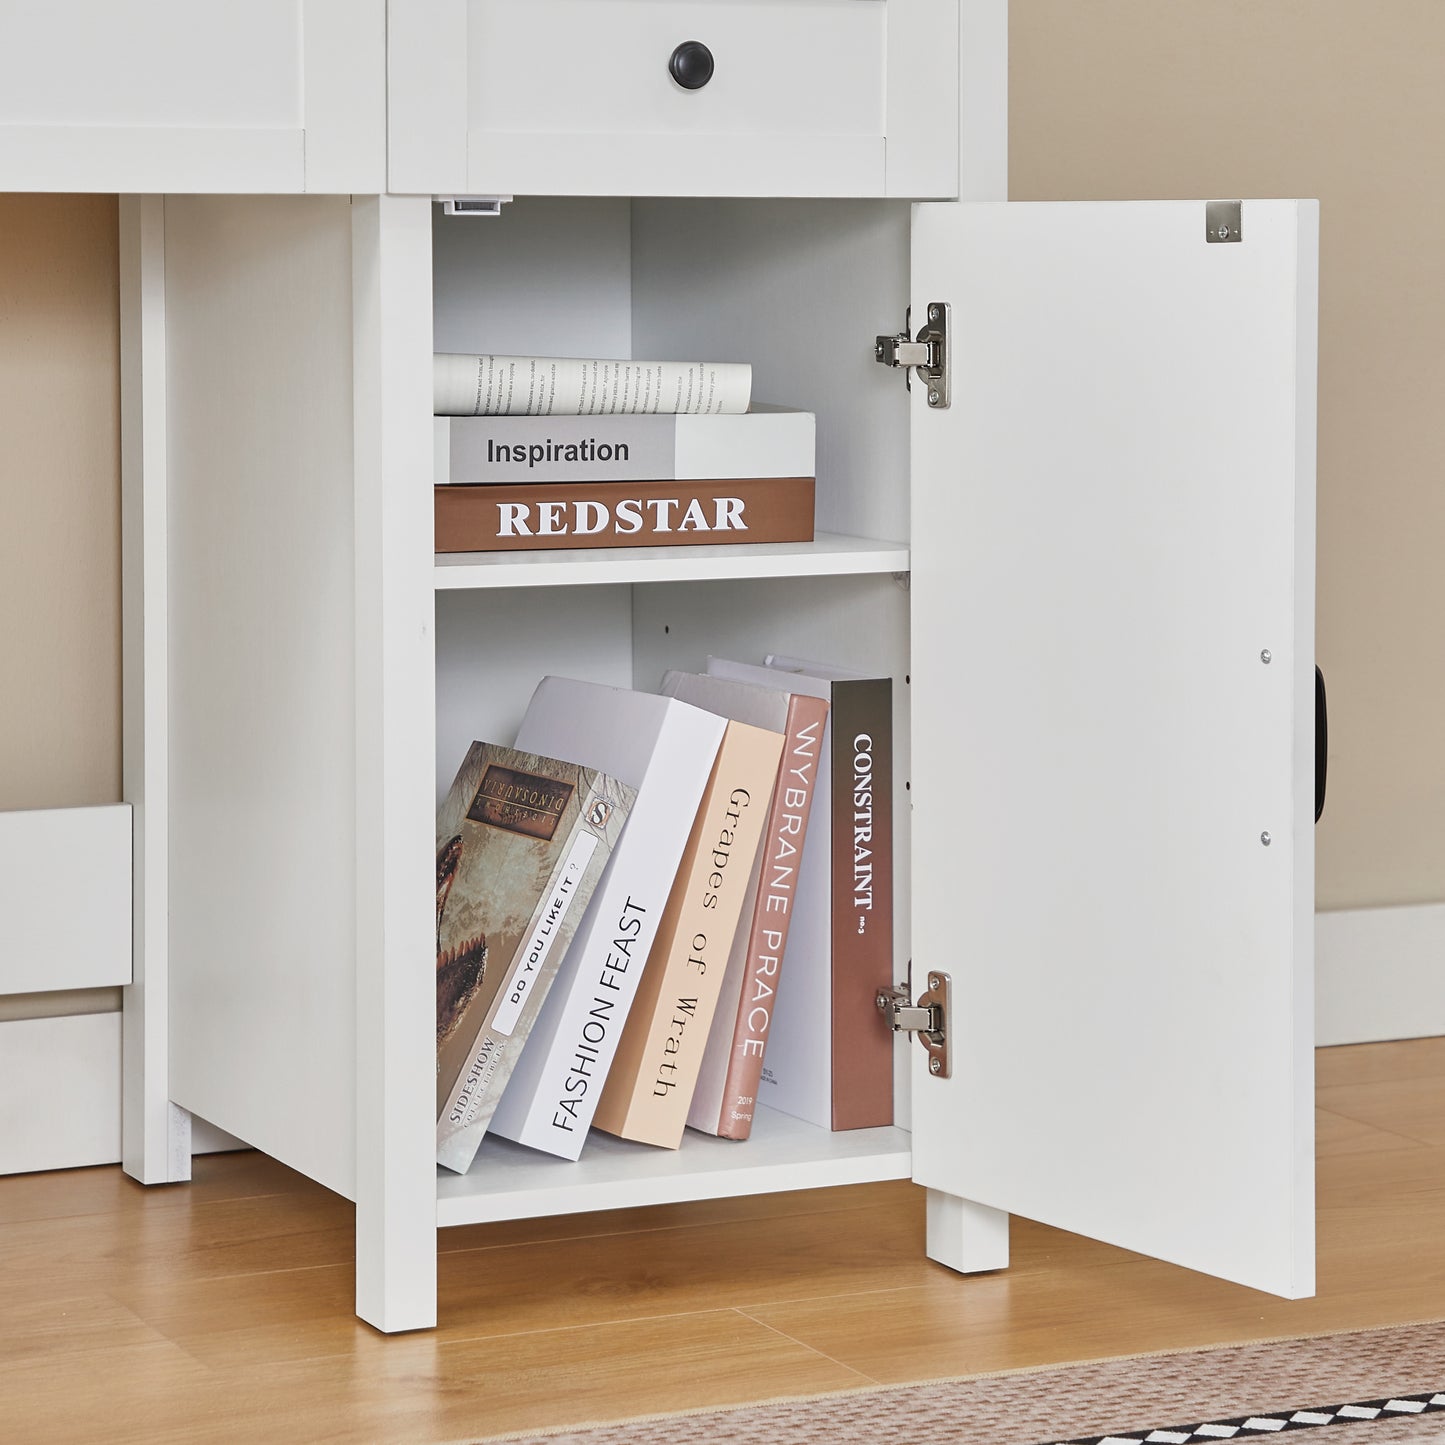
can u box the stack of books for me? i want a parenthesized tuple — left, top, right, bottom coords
(432, 351, 816, 553)
(434, 660, 896, 1174)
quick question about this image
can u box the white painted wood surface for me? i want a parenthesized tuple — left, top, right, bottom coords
(0, 805, 130, 995)
(388, 0, 470, 195)
(0, 1014, 122, 1176)
(432, 196, 633, 362)
(434, 534, 910, 591)
(958, 0, 1009, 202)
(164, 196, 361, 1205)
(300, 0, 388, 194)
(1317, 903, 1445, 1045)
(119, 196, 190, 1186)
(631, 200, 911, 546)
(0, 1013, 237, 1177)
(909, 200, 1318, 1298)
(352, 196, 441, 1333)
(389, 0, 956, 198)
(887, 0, 960, 197)
(926, 1190, 1010, 1274)
(435, 587, 635, 802)
(437, 1108, 911, 1227)
(0, 0, 384, 193)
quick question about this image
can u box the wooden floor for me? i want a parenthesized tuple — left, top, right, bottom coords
(4, 1038, 1445, 1444)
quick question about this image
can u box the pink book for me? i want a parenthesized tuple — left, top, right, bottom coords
(688, 691, 829, 1138)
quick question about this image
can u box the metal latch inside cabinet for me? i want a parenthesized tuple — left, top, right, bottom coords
(440, 196, 514, 217)
(877, 970, 951, 1078)
(874, 301, 950, 409)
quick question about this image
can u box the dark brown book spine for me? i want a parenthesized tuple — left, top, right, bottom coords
(829, 678, 895, 1130)
(715, 692, 831, 1139)
(435, 477, 814, 553)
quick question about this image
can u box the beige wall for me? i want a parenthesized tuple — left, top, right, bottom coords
(2, 10, 1442, 911)
(1012, 1, 1445, 910)
(0, 194, 121, 813)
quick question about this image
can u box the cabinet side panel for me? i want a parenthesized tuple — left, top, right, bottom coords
(165, 196, 358, 1200)
(631, 200, 909, 545)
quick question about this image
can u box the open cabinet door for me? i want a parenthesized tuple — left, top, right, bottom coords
(909, 200, 1317, 1297)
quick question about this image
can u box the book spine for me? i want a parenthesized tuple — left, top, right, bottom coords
(444, 413, 679, 485)
(829, 679, 895, 1131)
(441, 411, 816, 485)
(705, 694, 830, 1139)
(434, 477, 814, 553)
(592, 720, 784, 1148)
(488, 703, 726, 1160)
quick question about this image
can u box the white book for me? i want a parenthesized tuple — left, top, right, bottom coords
(488, 677, 726, 1159)
(705, 657, 835, 1130)
(435, 406, 815, 486)
(434, 353, 751, 417)
(655, 672, 792, 1137)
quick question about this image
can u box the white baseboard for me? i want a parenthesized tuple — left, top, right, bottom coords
(0, 1011, 244, 1177)
(1317, 902, 1445, 1046)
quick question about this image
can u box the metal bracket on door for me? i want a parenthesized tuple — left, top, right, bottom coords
(1205, 200, 1242, 243)
(875, 302, 950, 409)
(876, 970, 951, 1078)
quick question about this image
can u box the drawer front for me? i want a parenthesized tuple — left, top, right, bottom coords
(0, 0, 385, 193)
(390, 0, 957, 198)
(472, 1, 884, 142)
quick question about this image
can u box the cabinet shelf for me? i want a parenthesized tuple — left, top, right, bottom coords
(435, 1107, 913, 1228)
(433, 532, 910, 592)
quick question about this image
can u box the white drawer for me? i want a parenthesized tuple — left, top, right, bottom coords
(0, 0, 385, 193)
(390, 0, 958, 199)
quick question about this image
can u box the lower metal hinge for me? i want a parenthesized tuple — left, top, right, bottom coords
(876, 970, 951, 1078)
(875, 301, 950, 409)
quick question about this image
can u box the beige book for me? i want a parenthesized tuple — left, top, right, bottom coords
(592, 717, 784, 1149)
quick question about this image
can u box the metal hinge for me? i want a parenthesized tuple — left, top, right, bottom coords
(876, 970, 951, 1078)
(1205, 200, 1242, 243)
(875, 301, 950, 409)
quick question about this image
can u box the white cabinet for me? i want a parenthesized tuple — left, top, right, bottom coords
(0, 0, 385, 193)
(127, 185, 1318, 1333)
(112, 0, 1318, 1336)
(388, 0, 958, 198)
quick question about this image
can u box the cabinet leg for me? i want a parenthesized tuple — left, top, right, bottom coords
(926, 1189, 1009, 1274)
(120, 194, 189, 1187)
(351, 194, 439, 1334)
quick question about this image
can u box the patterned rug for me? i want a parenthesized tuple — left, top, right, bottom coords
(477, 1319, 1445, 1444)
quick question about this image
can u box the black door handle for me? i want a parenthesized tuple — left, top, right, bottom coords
(1316, 665, 1328, 823)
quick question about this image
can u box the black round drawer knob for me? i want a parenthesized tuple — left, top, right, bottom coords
(669, 40, 714, 90)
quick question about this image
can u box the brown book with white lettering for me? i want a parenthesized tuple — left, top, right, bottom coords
(434, 476, 813, 553)
(591, 716, 784, 1149)
(687, 690, 830, 1140)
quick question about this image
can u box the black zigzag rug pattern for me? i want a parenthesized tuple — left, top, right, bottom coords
(1057, 1389, 1445, 1444)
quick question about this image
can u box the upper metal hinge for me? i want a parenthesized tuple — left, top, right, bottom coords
(1205, 200, 1242, 243)
(876, 969, 951, 1077)
(875, 301, 950, 409)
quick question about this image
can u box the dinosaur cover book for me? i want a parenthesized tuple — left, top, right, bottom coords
(436, 741, 635, 1174)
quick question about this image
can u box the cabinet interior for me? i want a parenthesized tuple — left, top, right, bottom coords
(432, 196, 918, 1206)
